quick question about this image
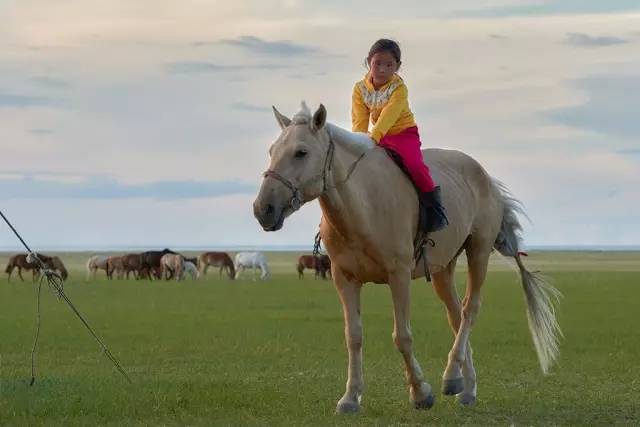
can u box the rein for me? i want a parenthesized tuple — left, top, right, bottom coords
(263, 128, 366, 212)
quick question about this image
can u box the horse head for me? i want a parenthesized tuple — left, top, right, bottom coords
(253, 101, 330, 231)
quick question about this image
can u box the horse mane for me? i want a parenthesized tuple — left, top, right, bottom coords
(291, 101, 312, 125)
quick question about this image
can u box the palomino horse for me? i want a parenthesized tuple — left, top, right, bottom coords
(234, 252, 270, 280)
(5, 253, 53, 282)
(198, 251, 235, 280)
(44, 256, 69, 280)
(297, 254, 331, 280)
(86, 255, 109, 280)
(160, 253, 185, 281)
(253, 103, 561, 412)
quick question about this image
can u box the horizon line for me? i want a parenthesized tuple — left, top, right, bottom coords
(0, 244, 639, 253)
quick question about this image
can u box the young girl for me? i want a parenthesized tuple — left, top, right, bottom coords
(352, 38, 448, 234)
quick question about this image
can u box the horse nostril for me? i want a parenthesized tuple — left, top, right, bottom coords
(266, 204, 275, 215)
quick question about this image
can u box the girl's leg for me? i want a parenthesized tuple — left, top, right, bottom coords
(379, 127, 435, 193)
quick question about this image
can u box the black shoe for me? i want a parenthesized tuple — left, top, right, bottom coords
(419, 186, 449, 233)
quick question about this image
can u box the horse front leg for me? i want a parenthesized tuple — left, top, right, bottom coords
(389, 269, 435, 409)
(333, 267, 364, 413)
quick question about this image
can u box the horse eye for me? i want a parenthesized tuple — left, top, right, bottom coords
(294, 149, 308, 159)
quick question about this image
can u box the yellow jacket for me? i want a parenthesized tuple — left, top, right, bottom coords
(351, 72, 417, 143)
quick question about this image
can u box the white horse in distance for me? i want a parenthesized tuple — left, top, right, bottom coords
(182, 261, 198, 280)
(86, 255, 109, 280)
(234, 252, 270, 280)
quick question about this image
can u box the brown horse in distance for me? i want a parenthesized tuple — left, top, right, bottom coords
(44, 256, 69, 280)
(316, 254, 331, 279)
(120, 253, 143, 279)
(198, 252, 235, 280)
(141, 249, 176, 280)
(297, 255, 332, 280)
(106, 256, 125, 280)
(5, 253, 53, 282)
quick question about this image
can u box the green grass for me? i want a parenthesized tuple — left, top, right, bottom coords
(0, 251, 639, 426)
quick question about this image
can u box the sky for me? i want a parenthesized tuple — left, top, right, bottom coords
(1, 0, 639, 249)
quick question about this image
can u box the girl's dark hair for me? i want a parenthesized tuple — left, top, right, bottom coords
(366, 39, 402, 67)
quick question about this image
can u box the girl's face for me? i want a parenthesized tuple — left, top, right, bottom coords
(369, 51, 399, 87)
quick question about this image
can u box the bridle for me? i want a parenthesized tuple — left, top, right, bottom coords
(262, 128, 365, 212)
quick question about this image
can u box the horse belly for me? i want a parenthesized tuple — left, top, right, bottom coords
(331, 250, 387, 284)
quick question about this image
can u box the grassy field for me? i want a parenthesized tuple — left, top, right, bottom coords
(0, 251, 639, 426)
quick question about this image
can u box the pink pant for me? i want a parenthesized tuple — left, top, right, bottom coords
(378, 126, 436, 192)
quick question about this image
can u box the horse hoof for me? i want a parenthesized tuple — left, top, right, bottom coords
(442, 377, 464, 395)
(336, 400, 360, 414)
(457, 393, 476, 406)
(414, 392, 435, 410)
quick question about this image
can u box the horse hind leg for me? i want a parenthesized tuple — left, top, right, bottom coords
(441, 241, 491, 405)
(432, 256, 476, 405)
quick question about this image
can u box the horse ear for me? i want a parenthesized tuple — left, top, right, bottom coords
(272, 106, 291, 130)
(312, 104, 327, 133)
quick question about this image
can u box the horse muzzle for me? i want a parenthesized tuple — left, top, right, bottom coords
(253, 199, 286, 232)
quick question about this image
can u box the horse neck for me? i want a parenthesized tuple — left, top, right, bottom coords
(319, 124, 386, 239)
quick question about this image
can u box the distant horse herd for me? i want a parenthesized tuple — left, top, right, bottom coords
(4, 250, 331, 282)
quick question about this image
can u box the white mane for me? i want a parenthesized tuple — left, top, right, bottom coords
(291, 101, 312, 125)
(326, 123, 376, 156)
(283, 101, 376, 156)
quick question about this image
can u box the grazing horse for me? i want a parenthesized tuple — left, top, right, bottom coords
(160, 253, 185, 281)
(44, 256, 69, 280)
(6, 253, 53, 282)
(297, 255, 324, 279)
(121, 253, 144, 279)
(141, 249, 176, 280)
(86, 255, 109, 280)
(253, 103, 561, 412)
(316, 254, 332, 280)
(198, 251, 235, 280)
(234, 252, 270, 280)
(183, 261, 198, 280)
(106, 256, 125, 280)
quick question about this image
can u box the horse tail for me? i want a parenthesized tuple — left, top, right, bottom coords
(56, 257, 69, 280)
(260, 255, 270, 279)
(493, 179, 562, 375)
(233, 253, 242, 280)
(86, 256, 95, 279)
(5, 258, 13, 274)
(225, 254, 236, 280)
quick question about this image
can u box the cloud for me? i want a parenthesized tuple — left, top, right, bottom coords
(489, 34, 509, 40)
(165, 61, 286, 74)
(0, 175, 256, 200)
(218, 35, 320, 56)
(30, 76, 71, 89)
(28, 128, 55, 135)
(617, 148, 640, 157)
(0, 92, 69, 109)
(231, 102, 271, 113)
(565, 32, 628, 48)
(454, 1, 640, 18)
(544, 74, 640, 139)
